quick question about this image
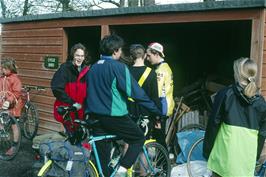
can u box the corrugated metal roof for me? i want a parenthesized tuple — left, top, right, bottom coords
(0, 0, 265, 24)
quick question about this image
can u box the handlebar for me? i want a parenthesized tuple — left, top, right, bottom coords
(57, 106, 99, 132)
(57, 106, 77, 116)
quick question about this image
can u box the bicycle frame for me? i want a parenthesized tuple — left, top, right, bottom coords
(54, 106, 162, 177)
(21, 85, 45, 104)
(88, 134, 116, 176)
(88, 132, 157, 177)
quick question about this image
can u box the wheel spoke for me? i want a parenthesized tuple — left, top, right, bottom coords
(22, 103, 39, 140)
(132, 142, 171, 177)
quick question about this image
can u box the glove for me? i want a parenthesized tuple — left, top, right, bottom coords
(2, 101, 10, 110)
(72, 103, 82, 111)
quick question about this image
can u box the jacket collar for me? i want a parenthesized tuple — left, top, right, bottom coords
(232, 83, 259, 104)
(154, 59, 165, 69)
(100, 55, 113, 61)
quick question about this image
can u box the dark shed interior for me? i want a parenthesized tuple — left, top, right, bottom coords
(65, 26, 101, 64)
(66, 20, 252, 96)
(111, 20, 252, 94)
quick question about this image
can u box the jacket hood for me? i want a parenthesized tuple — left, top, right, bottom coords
(232, 83, 259, 104)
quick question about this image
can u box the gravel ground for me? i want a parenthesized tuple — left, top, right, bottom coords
(0, 137, 36, 177)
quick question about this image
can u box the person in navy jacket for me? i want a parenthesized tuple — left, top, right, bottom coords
(85, 35, 161, 176)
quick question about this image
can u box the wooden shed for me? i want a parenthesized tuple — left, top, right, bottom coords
(0, 0, 266, 134)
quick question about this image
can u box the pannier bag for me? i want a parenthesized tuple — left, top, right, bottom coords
(39, 139, 90, 177)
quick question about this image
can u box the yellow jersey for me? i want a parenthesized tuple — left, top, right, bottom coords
(155, 62, 174, 116)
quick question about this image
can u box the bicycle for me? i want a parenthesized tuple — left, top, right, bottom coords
(37, 106, 171, 177)
(177, 77, 226, 116)
(165, 97, 191, 156)
(187, 137, 266, 177)
(20, 85, 45, 140)
(186, 137, 206, 177)
(0, 110, 21, 160)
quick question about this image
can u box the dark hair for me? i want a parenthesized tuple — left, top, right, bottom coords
(69, 43, 88, 62)
(129, 44, 145, 60)
(100, 34, 124, 56)
(1, 58, 17, 74)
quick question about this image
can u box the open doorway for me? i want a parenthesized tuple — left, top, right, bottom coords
(65, 26, 101, 64)
(110, 20, 252, 92)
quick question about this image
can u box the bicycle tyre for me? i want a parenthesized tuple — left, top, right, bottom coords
(187, 137, 204, 177)
(132, 142, 171, 177)
(85, 160, 99, 177)
(0, 114, 21, 160)
(37, 160, 53, 177)
(22, 102, 39, 140)
(173, 123, 205, 156)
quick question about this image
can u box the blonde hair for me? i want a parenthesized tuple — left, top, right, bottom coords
(233, 57, 257, 98)
(1, 58, 18, 74)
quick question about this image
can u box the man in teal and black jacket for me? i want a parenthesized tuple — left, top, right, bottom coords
(85, 34, 161, 177)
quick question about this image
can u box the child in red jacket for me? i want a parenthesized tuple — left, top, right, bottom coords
(0, 58, 23, 155)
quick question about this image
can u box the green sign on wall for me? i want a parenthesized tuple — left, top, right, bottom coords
(44, 56, 59, 69)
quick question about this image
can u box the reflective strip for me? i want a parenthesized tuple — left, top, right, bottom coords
(128, 67, 152, 102)
(144, 139, 156, 145)
(88, 160, 99, 177)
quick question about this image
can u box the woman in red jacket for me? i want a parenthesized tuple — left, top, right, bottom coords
(51, 43, 90, 134)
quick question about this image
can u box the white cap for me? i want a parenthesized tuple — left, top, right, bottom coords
(148, 42, 165, 57)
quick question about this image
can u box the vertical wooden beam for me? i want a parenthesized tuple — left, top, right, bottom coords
(62, 28, 68, 62)
(0, 35, 2, 61)
(250, 9, 265, 89)
(101, 25, 110, 39)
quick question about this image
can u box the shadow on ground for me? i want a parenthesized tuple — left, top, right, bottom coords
(0, 137, 35, 177)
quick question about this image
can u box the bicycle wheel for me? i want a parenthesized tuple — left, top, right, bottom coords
(22, 102, 39, 140)
(37, 160, 53, 177)
(255, 161, 266, 177)
(0, 114, 21, 160)
(187, 137, 209, 177)
(131, 142, 171, 177)
(174, 123, 205, 156)
(85, 160, 99, 177)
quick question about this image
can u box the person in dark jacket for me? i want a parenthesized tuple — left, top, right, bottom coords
(85, 35, 161, 177)
(203, 57, 266, 177)
(51, 43, 90, 132)
(127, 44, 164, 140)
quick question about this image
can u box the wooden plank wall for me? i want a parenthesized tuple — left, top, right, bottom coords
(262, 10, 266, 96)
(1, 24, 65, 134)
(0, 35, 2, 53)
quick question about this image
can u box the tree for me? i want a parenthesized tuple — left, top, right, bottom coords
(56, 0, 73, 11)
(143, 0, 155, 6)
(0, 0, 217, 18)
(0, 0, 6, 18)
(23, 0, 31, 16)
(128, 0, 138, 7)
(0, 0, 44, 18)
(93, 0, 155, 8)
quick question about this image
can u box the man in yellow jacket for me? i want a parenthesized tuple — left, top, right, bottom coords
(146, 42, 175, 149)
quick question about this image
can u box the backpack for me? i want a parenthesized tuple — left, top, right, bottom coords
(39, 139, 90, 177)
